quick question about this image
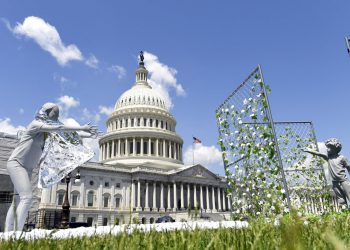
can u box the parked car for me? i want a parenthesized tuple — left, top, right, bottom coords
(156, 216, 175, 223)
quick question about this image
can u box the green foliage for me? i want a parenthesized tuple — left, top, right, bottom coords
(3, 212, 350, 249)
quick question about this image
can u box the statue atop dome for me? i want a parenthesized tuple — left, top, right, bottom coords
(139, 51, 144, 65)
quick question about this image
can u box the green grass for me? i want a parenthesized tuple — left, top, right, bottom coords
(2, 212, 350, 250)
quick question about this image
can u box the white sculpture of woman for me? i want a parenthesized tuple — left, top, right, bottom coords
(4, 102, 97, 232)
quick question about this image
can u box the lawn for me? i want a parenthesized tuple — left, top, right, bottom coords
(1, 211, 350, 249)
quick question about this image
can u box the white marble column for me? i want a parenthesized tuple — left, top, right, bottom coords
(228, 195, 232, 210)
(107, 142, 110, 159)
(187, 184, 190, 209)
(212, 186, 216, 212)
(131, 181, 135, 209)
(173, 182, 177, 211)
(206, 185, 210, 211)
(163, 140, 166, 158)
(118, 139, 121, 156)
(194, 184, 197, 208)
(181, 183, 184, 210)
(98, 181, 103, 209)
(137, 180, 141, 211)
(156, 139, 159, 157)
(222, 188, 226, 211)
(125, 138, 129, 156)
(133, 137, 136, 156)
(153, 182, 157, 211)
(167, 183, 171, 210)
(169, 142, 172, 159)
(111, 184, 115, 209)
(200, 185, 203, 209)
(148, 138, 151, 156)
(112, 140, 115, 158)
(141, 138, 144, 156)
(218, 187, 222, 211)
(160, 183, 164, 211)
(145, 182, 150, 211)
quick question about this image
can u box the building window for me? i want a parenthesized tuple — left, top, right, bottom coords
(156, 120, 159, 128)
(103, 218, 108, 226)
(161, 121, 163, 129)
(116, 183, 121, 188)
(105, 182, 109, 187)
(104, 196, 109, 208)
(137, 118, 141, 126)
(131, 118, 134, 127)
(129, 141, 133, 154)
(143, 118, 147, 126)
(151, 142, 154, 155)
(143, 141, 148, 154)
(150, 119, 153, 127)
(71, 217, 76, 223)
(87, 191, 94, 207)
(87, 217, 93, 227)
(72, 194, 78, 206)
(115, 197, 121, 208)
(89, 180, 94, 186)
(57, 193, 64, 205)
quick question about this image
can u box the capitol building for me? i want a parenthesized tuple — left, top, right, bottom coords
(0, 57, 231, 229)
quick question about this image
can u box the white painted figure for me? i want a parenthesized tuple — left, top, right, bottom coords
(4, 103, 97, 232)
(304, 138, 350, 206)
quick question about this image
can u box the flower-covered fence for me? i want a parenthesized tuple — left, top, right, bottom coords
(216, 66, 331, 219)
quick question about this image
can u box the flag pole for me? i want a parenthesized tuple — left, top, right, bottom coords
(192, 135, 194, 165)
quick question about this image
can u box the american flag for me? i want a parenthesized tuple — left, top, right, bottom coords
(193, 136, 202, 144)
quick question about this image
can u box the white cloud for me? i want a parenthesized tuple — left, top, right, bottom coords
(143, 51, 186, 109)
(11, 16, 83, 66)
(0, 118, 26, 135)
(85, 54, 99, 69)
(183, 143, 223, 167)
(98, 105, 114, 116)
(57, 95, 80, 109)
(108, 65, 126, 79)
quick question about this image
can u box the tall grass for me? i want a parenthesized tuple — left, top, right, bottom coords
(2, 211, 350, 250)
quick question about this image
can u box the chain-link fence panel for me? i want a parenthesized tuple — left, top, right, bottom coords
(216, 66, 290, 219)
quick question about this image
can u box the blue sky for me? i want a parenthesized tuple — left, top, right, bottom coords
(1, 1, 350, 176)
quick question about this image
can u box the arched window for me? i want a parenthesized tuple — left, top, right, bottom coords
(57, 190, 65, 205)
(87, 191, 94, 207)
(115, 194, 122, 208)
(71, 191, 80, 207)
(103, 193, 110, 208)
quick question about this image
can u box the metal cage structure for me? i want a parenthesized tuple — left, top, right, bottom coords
(216, 66, 330, 218)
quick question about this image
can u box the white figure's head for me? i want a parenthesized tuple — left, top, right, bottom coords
(36, 103, 60, 122)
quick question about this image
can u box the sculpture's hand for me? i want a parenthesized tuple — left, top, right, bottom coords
(82, 123, 98, 135)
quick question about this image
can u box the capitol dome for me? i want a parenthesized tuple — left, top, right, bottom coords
(98, 53, 184, 169)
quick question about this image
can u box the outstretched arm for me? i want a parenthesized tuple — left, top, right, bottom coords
(302, 149, 328, 160)
(39, 123, 97, 136)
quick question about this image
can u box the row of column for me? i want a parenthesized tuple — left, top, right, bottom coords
(107, 117, 174, 132)
(100, 138, 183, 161)
(131, 181, 231, 212)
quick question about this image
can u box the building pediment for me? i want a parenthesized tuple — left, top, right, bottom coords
(172, 164, 220, 181)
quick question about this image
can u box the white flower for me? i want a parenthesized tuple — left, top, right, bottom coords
(241, 109, 245, 113)
(256, 211, 261, 215)
(238, 120, 243, 124)
(269, 141, 274, 146)
(241, 154, 245, 158)
(267, 194, 272, 198)
(270, 206, 275, 211)
(259, 201, 264, 205)
(252, 108, 257, 113)
(248, 97, 253, 102)
(284, 208, 289, 213)
(243, 99, 248, 105)
(274, 219, 280, 226)
(303, 221, 309, 226)
(281, 189, 286, 194)
(235, 130, 239, 134)
(297, 212, 302, 217)
(230, 105, 235, 109)
(225, 108, 229, 113)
